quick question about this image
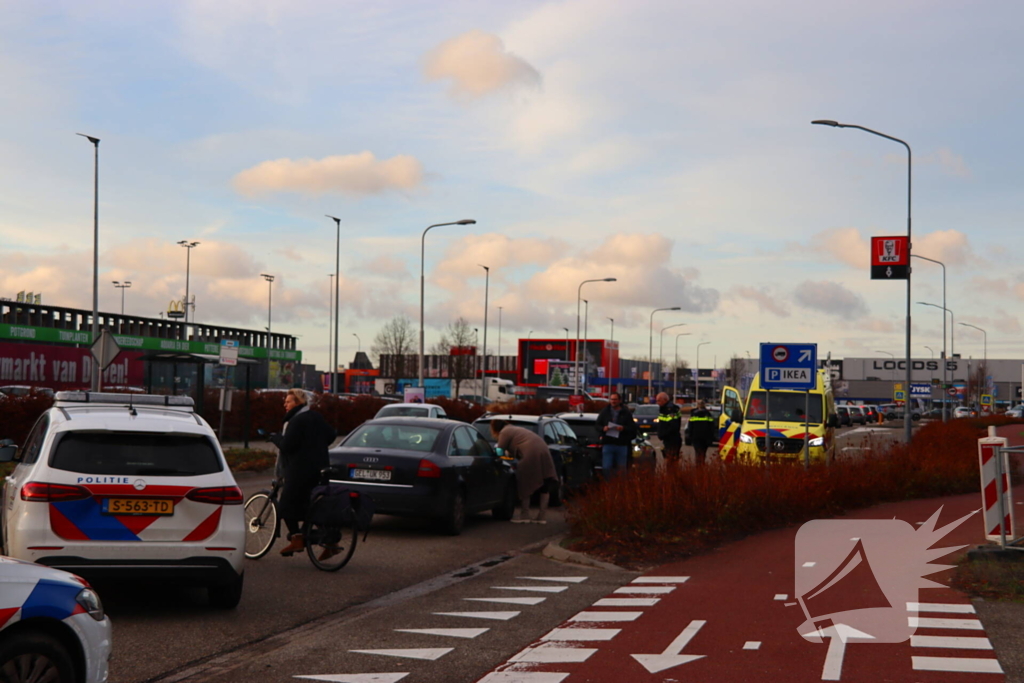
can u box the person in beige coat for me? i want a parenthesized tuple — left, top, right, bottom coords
(490, 419, 558, 524)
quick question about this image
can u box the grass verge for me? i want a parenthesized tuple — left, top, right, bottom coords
(565, 417, 1020, 568)
(223, 447, 276, 473)
(952, 554, 1024, 602)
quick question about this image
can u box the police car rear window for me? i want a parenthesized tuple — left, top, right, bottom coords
(50, 432, 223, 476)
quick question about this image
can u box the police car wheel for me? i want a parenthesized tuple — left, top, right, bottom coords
(208, 572, 245, 609)
(0, 632, 75, 683)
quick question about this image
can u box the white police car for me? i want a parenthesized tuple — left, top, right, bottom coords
(0, 555, 111, 683)
(1, 392, 246, 608)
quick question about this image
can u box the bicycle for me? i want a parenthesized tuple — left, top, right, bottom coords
(243, 437, 361, 571)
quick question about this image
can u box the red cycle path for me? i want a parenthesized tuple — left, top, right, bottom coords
(484, 425, 1023, 683)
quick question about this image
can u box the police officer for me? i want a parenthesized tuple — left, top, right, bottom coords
(687, 399, 717, 466)
(655, 392, 682, 463)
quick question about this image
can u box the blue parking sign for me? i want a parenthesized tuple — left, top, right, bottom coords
(760, 343, 817, 391)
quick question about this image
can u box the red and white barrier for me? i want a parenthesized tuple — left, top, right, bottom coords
(978, 436, 1015, 542)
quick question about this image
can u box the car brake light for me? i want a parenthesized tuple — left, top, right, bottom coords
(21, 482, 91, 502)
(186, 486, 244, 505)
(417, 459, 442, 478)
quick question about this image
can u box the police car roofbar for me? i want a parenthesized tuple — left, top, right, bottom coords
(55, 391, 195, 408)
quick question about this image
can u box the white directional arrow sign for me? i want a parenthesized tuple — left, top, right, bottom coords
(631, 619, 706, 673)
(799, 348, 813, 362)
(802, 623, 875, 681)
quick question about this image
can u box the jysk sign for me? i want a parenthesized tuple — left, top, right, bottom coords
(910, 383, 931, 397)
(760, 343, 817, 391)
(871, 235, 909, 280)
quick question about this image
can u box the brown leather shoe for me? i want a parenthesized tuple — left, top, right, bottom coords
(279, 534, 305, 557)
(317, 546, 341, 562)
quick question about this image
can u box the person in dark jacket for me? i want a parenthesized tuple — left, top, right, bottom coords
(655, 392, 682, 463)
(596, 393, 637, 478)
(272, 389, 337, 556)
(687, 399, 717, 466)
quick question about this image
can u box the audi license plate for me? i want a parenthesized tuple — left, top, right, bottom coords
(102, 498, 174, 516)
(351, 468, 392, 481)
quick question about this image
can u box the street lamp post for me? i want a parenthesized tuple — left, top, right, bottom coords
(959, 322, 988, 405)
(925, 345, 935, 393)
(576, 278, 616, 396)
(420, 220, 476, 388)
(352, 332, 361, 354)
(260, 274, 274, 340)
(478, 265, 489, 376)
(497, 306, 503, 376)
(660, 323, 686, 398)
(327, 274, 334, 386)
(674, 332, 693, 401)
(648, 307, 681, 398)
(563, 328, 570, 361)
(695, 341, 710, 401)
(581, 301, 588, 389)
(112, 281, 131, 316)
(813, 119, 913, 446)
(528, 331, 533, 340)
(912, 255, 947, 421)
(919, 301, 955, 414)
(326, 216, 343, 394)
(77, 133, 100, 391)
(177, 240, 200, 328)
(607, 318, 614, 393)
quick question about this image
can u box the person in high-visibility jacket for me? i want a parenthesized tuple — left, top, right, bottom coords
(686, 399, 717, 466)
(655, 392, 683, 462)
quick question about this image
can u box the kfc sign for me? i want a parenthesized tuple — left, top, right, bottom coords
(870, 235, 909, 280)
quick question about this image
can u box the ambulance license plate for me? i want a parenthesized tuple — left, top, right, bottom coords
(351, 468, 391, 481)
(102, 498, 174, 516)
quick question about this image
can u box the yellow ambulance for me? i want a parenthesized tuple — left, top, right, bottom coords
(717, 369, 838, 464)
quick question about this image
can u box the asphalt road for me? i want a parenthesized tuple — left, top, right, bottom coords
(96, 472, 570, 683)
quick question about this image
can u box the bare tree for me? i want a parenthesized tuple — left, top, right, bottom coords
(445, 318, 476, 398)
(372, 315, 416, 381)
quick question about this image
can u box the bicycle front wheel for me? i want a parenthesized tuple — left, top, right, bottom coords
(243, 491, 279, 559)
(303, 515, 358, 572)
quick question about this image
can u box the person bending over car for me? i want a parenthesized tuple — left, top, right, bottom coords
(490, 419, 558, 524)
(272, 389, 337, 556)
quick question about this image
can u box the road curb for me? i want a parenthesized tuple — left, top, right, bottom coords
(542, 535, 628, 571)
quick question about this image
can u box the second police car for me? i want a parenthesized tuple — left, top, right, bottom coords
(1, 392, 246, 608)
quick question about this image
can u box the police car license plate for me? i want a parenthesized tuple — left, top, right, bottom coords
(102, 498, 174, 516)
(351, 468, 391, 481)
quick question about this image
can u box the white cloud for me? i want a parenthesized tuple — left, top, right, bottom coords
(807, 227, 869, 269)
(726, 286, 791, 318)
(913, 229, 979, 267)
(232, 152, 425, 197)
(793, 280, 869, 319)
(887, 147, 971, 178)
(424, 30, 541, 100)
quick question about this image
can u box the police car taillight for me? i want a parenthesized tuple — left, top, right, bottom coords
(21, 482, 91, 502)
(186, 486, 243, 505)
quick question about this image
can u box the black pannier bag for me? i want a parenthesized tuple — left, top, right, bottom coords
(308, 484, 375, 540)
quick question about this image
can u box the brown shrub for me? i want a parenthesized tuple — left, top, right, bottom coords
(566, 416, 1020, 567)
(0, 394, 54, 444)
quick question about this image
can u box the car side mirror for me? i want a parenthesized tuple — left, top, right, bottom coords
(731, 408, 743, 423)
(0, 444, 18, 462)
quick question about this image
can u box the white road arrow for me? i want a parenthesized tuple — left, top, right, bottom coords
(801, 623, 875, 681)
(294, 675, 409, 683)
(799, 349, 813, 362)
(631, 619, 706, 674)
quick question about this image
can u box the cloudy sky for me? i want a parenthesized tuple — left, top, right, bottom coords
(3, 0, 1022, 371)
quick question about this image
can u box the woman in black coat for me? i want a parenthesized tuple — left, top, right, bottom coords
(272, 389, 337, 556)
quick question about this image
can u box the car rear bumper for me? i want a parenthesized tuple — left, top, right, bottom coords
(36, 555, 241, 584)
(327, 479, 452, 518)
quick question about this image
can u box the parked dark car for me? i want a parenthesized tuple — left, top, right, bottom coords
(472, 414, 597, 504)
(327, 417, 516, 536)
(836, 405, 852, 427)
(556, 412, 655, 471)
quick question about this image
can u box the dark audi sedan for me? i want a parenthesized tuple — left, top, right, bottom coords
(328, 417, 516, 536)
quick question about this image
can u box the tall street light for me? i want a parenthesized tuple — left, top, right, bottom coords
(326, 216, 343, 394)
(497, 306, 503, 374)
(912, 254, 947, 421)
(420, 220, 476, 387)
(581, 300, 588, 385)
(177, 240, 200, 327)
(673, 332, 693, 400)
(660, 323, 686, 397)
(924, 345, 935, 391)
(919, 302, 955, 408)
(695, 341, 710, 401)
(260, 274, 274, 340)
(78, 133, 100, 391)
(527, 330, 533, 340)
(813, 119, 913, 446)
(352, 332, 361, 353)
(478, 265, 489, 376)
(959, 322, 988, 402)
(327, 274, 334, 385)
(112, 281, 131, 316)
(607, 317, 615, 392)
(563, 328, 570, 361)
(648, 306, 681, 398)
(576, 278, 616, 396)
